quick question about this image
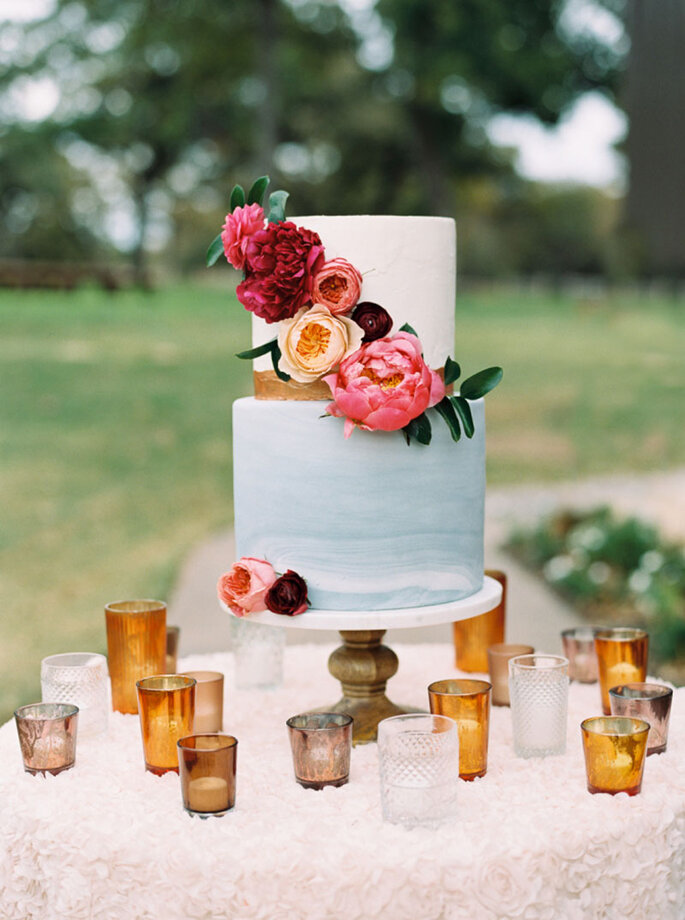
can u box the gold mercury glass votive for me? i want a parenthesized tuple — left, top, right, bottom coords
(594, 628, 648, 715)
(286, 713, 353, 789)
(105, 600, 167, 714)
(181, 671, 224, 733)
(137, 675, 195, 775)
(452, 570, 507, 673)
(609, 683, 673, 755)
(487, 643, 535, 706)
(178, 734, 237, 818)
(166, 626, 181, 674)
(14, 703, 79, 776)
(428, 679, 491, 780)
(581, 716, 650, 796)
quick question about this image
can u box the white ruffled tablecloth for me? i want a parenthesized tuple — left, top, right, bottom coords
(1, 643, 684, 920)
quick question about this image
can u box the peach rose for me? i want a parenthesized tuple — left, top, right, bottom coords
(311, 258, 362, 316)
(277, 304, 363, 383)
(217, 557, 277, 617)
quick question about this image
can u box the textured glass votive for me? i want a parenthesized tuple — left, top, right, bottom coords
(15, 703, 79, 775)
(136, 675, 195, 775)
(453, 570, 506, 672)
(181, 671, 224, 733)
(41, 652, 109, 736)
(230, 618, 285, 690)
(105, 600, 167, 714)
(509, 655, 569, 758)
(428, 679, 491, 780)
(166, 626, 181, 674)
(487, 643, 535, 706)
(377, 713, 458, 828)
(561, 627, 599, 683)
(595, 628, 649, 715)
(178, 734, 237, 818)
(286, 713, 353, 790)
(581, 716, 650, 796)
(609, 683, 673, 755)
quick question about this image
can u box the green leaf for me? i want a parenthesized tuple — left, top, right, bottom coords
(399, 322, 418, 337)
(403, 412, 432, 445)
(206, 233, 224, 267)
(267, 190, 289, 224)
(433, 396, 461, 443)
(451, 395, 475, 438)
(271, 342, 291, 381)
(460, 366, 503, 400)
(247, 175, 269, 206)
(230, 184, 245, 211)
(235, 339, 278, 360)
(443, 356, 461, 386)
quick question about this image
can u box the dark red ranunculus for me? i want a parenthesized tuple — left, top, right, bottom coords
(265, 570, 309, 616)
(352, 301, 393, 342)
(237, 222, 325, 324)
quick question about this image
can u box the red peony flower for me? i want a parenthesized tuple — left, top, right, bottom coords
(237, 222, 325, 324)
(265, 570, 309, 616)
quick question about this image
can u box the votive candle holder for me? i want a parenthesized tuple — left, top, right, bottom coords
(15, 703, 79, 775)
(166, 626, 181, 673)
(487, 643, 534, 706)
(136, 675, 195, 775)
(453, 570, 506, 672)
(105, 600, 167, 714)
(595, 628, 648, 715)
(230, 618, 285, 690)
(581, 716, 650, 796)
(509, 654, 569, 758)
(428, 679, 491, 780)
(561, 627, 599, 683)
(181, 670, 224, 733)
(178, 734, 237, 818)
(609, 683, 673, 755)
(286, 713, 353, 790)
(41, 652, 109, 736)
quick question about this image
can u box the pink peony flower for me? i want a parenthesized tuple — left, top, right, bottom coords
(311, 258, 363, 316)
(323, 332, 445, 438)
(237, 221, 325, 323)
(217, 557, 277, 617)
(221, 203, 265, 270)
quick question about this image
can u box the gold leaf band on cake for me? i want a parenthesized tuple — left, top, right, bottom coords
(254, 371, 333, 400)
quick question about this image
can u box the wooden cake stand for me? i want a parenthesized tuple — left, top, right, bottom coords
(232, 576, 502, 744)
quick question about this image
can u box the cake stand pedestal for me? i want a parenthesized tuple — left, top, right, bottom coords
(231, 576, 502, 744)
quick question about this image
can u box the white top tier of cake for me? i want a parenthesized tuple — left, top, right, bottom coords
(250, 215, 456, 373)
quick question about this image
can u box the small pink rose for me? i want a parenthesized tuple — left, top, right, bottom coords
(217, 556, 277, 616)
(221, 203, 265, 270)
(312, 258, 363, 316)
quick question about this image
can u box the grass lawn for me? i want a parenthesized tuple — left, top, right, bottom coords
(1, 283, 684, 721)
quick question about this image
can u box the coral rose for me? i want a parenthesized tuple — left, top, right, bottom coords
(217, 557, 277, 617)
(237, 221, 325, 323)
(311, 258, 363, 316)
(277, 304, 363, 383)
(221, 203, 265, 270)
(323, 332, 445, 438)
(265, 570, 309, 616)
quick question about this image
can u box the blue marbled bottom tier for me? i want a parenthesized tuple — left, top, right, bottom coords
(232, 397, 485, 611)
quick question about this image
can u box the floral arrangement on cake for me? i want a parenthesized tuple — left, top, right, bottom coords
(207, 176, 502, 445)
(218, 557, 309, 618)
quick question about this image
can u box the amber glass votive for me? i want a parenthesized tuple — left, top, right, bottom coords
(595, 628, 648, 715)
(105, 600, 167, 714)
(453, 570, 507, 672)
(561, 627, 599, 683)
(581, 716, 649, 796)
(428, 679, 491, 780)
(137, 675, 195, 775)
(178, 734, 237, 818)
(181, 671, 224, 733)
(166, 626, 181, 673)
(15, 703, 79, 775)
(487, 643, 535, 706)
(286, 713, 353, 789)
(609, 683, 673, 755)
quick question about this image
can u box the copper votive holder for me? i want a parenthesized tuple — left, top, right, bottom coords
(595, 628, 649, 715)
(286, 713, 353, 789)
(105, 600, 167, 714)
(166, 626, 181, 673)
(487, 643, 535, 706)
(561, 627, 599, 683)
(15, 703, 79, 775)
(177, 734, 237, 818)
(609, 683, 673, 755)
(181, 671, 224, 733)
(136, 675, 195, 775)
(453, 570, 507, 672)
(581, 716, 650, 796)
(428, 679, 491, 780)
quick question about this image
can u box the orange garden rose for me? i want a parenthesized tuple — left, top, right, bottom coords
(311, 258, 363, 316)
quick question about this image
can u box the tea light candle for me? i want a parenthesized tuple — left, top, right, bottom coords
(187, 776, 229, 813)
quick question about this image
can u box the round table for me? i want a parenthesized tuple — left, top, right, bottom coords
(0, 643, 683, 920)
